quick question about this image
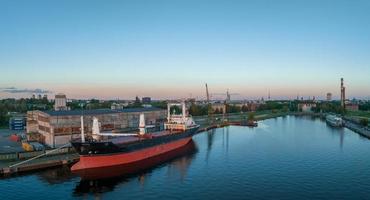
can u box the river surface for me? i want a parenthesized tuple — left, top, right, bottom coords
(1, 116, 370, 200)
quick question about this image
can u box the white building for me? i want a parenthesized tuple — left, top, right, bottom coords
(326, 93, 332, 101)
(54, 93, 68, 111)
(298, 102, 317, 112)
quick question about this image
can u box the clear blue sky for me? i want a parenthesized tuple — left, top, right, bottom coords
(1, 0, 369, 100)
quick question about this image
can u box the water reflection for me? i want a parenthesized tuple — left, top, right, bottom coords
(0, 164, 78, 183)
(205, 129, 216, 162)
(37, 165, 77, 184)
(73, 140, 197, 196)
(297, 115, 346, 150)
(224, 126, 229, 153)
(325, 123, 346, 149)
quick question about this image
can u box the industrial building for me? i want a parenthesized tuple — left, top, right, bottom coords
(9, 115, 26, 130)
(54, 93, 69, 111)
(26, 107, 166, 148)
(326, 93, 332, 101)
(211, 103, 226, 114)
(346, 103, 359, 111)
(298, 101, 317, 112)
(142, 97, 151, 104)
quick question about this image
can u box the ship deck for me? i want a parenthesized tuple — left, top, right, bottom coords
(109, 130, 182, 145)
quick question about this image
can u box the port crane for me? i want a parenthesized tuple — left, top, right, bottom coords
(205, 83, 213, 125)
(211, 89, 239, 102)
(210, 89, 240, 122)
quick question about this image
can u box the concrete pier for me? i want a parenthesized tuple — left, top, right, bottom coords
(1, 153, 78, 176)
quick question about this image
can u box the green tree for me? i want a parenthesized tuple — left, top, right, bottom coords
(170, 105, 181, 115)
(188, 104, 208, 116)
(282, 105, 289, 113)
(241, 105, 249, 112)
(247, 112, 255, 121)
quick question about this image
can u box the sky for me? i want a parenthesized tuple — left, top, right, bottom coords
(1, 0, 370, 100)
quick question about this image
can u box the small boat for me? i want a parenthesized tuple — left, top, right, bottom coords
(326, 114, 343, 127)
(246, 120, 258, 127)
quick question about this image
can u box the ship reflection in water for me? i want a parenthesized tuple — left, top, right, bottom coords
(73, 140, 197, 195)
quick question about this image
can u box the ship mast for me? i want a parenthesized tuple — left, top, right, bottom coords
(182, 101, 186, 121)
(80, 116, 85, 143)
(139, 113, 146, 135)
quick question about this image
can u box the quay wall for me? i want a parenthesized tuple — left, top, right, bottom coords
(0, 147, 75, 161)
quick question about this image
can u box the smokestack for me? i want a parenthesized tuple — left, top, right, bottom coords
(340, 78, 346, 108)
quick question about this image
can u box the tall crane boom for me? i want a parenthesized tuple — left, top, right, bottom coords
(206, 83, 210, 103)
(205, 83, 213, 124)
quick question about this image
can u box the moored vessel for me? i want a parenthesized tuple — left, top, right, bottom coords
(70, 102, 199, 179)
(326, 114, 343, 127)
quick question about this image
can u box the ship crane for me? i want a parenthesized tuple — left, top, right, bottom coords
(80, 115, 152, 140)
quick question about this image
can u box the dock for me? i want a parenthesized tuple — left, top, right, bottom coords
(0, 147, 78, 177)
(1, 154, 78, 176)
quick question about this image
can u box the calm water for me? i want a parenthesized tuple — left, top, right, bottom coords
(1, 116, 370, 200)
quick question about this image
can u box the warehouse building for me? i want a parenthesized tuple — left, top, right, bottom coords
(26, 107, 166, 147)
(9, 115, 26, 130)
(54, 93, 69, 111)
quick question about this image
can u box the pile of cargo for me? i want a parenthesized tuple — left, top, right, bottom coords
(9, 134, 21, 142)
(21, 141, 45, 152)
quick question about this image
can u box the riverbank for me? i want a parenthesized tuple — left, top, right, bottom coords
(343, 120, 370, 139)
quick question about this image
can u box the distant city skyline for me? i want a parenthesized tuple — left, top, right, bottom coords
(1, 81, 368, 101)
(1, 0, 370, 100)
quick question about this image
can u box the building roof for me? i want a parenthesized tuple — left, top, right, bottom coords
(43, 107, 164, 117)
(116, 107, 164, 113)
(55, 93, 66, 98)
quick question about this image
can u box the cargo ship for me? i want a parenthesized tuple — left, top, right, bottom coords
(71, 102, 199, 179)
(74, 140, 197, 181)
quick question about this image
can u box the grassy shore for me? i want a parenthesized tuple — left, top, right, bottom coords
(193, 110, 292, 129)
(346, 111, 370, 119)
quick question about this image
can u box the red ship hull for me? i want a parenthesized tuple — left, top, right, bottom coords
(71, 137, 192, 178)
